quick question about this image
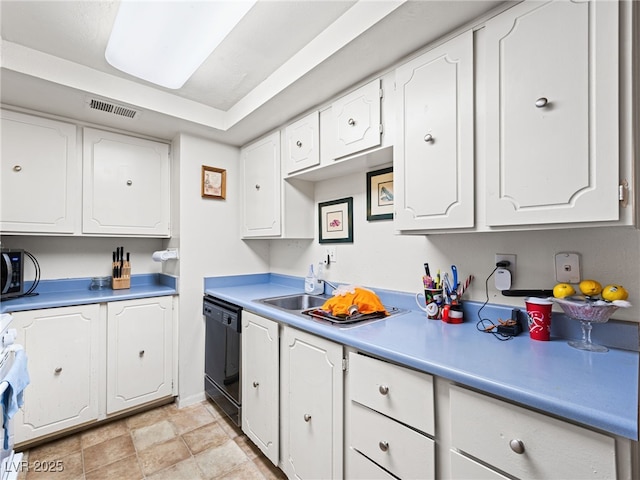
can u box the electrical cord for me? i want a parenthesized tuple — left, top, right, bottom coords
(476, 265, 513, 341)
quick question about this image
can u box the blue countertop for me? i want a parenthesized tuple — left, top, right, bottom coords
(205, 273, 639, 441)
(1, 274, 178, 313)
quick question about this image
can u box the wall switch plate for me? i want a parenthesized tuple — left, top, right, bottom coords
(555, 252, 580, 283)
(325, 246, 337, 264)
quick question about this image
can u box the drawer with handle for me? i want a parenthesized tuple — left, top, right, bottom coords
(349, 351, 434, 434)
(450, 385, 616, 479)
(350, 401, 435, 480)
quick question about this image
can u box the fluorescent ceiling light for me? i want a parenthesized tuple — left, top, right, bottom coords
(105, 1, 256, 89)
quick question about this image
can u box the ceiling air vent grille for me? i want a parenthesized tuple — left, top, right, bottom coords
(86, 98, 139, 119)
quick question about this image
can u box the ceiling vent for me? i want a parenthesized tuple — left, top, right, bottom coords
(85, 97, 140, 119)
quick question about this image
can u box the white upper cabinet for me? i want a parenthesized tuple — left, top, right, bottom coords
(83, 128, 171, 236)
(394, 30, 474, 231)
(484, 0, 620, 226)
(284, 111, 320, 175)
(332, 79, 382, 160)
(241, 131, 282, 237)
(1, 110, 80, 234)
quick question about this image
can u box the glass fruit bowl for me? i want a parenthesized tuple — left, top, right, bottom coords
(553, 296, 630, 352)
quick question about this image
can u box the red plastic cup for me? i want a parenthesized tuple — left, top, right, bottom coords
(525, 297, 553, 341)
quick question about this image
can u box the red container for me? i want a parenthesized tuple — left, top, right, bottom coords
(525, 297, 553, 341)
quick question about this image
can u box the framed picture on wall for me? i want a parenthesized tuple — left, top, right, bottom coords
(201, 165, 226, 199)
(319, 197, 353, 243)
(366, 166, 393, 221)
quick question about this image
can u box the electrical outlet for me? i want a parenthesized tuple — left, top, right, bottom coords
(495, 254, 516, 290)
(555, 252, 580, 283)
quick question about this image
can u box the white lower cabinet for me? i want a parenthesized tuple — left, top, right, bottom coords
(106, 296, 174, 413)
(449, 385, 617, 479)
(12, 296, 175, 445)
(12, 305, 101, 444)
(281, 326, 343, 480)
(241, 311, 280, 466)
(346, 352, 435, 480)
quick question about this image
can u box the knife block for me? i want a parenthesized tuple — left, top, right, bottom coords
(112, 262, 131, 290)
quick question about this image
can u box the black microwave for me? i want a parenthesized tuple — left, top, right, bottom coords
(1, 249, 24, 299)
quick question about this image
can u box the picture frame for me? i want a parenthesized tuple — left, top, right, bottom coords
(366, 166, 393, 221)
(201, 165, 226, 199)
(318, 197, 353, 243)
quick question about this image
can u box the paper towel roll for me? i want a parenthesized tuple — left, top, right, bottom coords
(152, 249, 178, 262)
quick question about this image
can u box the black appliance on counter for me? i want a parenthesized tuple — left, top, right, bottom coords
(1, 249, 24, 299)
(203, 295, 242, 426)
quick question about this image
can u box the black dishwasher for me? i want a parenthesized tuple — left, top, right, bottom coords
(203, 295, 242, 426)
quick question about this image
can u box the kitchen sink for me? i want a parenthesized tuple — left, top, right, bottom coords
(257, 293, 329, 311)
(256, 293, 408, 328)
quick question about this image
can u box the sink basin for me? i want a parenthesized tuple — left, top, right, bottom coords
(258, 294, 328, 311)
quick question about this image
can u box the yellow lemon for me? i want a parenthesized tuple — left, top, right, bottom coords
(602, 284, 629, 302)
(579, 279, 603, 297)
(553, 283, 576, 299)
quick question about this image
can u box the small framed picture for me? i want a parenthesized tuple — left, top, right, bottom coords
(319, 197, 353, 243)
(201, 165, 226, 199)
(366, 167, 393, 221)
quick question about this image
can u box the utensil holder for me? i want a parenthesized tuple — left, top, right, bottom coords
(112, 262, 131, 290)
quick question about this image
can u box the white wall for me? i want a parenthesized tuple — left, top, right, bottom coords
(0, 235, 165, 280)
(270, 168, 640, 322)
(173, 133, 269, 405)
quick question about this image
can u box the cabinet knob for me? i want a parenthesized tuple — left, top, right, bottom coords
(13, 165, 22, 172)
(252, 381, 259, 388)
(255, 184, 261, 190)
(424, 133, 434, 143)
(535, 97, 548, 108)
(379, 385, 389, 395)
(509, 439, 525, 454)
(139, 350, 145, 357)
(347, 118, 356, 126)
(378, 441, 389, 452)
(54, 367, 62, 374)
(296, 140, 302, 148)
(304, 414, 312, 422)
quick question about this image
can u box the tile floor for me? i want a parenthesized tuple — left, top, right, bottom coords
(16, 400, 287, 480)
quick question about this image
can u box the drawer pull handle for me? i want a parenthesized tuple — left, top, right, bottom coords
(304, 414, 312, 422)
(139, 350, 145, 357)
(347, 118, 356, 126)
(379, 385, 389, 395)
(509, 439, 525, 454)
(54, 367, 62, 374)
(127, 180, 133, 186)
(296, 140, 302, 147)
(13, 165, 22, 172)
(378, 441, 389, 452)
(535, 97, 548, 108)
(255, 184, 261, 190)
(424, 133, 434, 143)
(253, 381, 259, 388)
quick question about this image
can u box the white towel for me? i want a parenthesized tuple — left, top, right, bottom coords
(2, 349, 30, 449)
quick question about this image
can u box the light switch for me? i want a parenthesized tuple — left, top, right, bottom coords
(554, 253, 581, 283)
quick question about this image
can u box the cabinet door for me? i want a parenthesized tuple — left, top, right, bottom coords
(394, 30, 474, 230)
(281, 327, 343, 480)
(0, 110, 79, 234)
(13, 305, 100, 444)
(285, 112, 320, 174)
(484, 0, 619, 226)
(332, 79, 382, 159)
(241, 131, 282, 237)
(83, 128, 170, 236)
(106, 296, 173, 413)
(241, 311, 279, 466)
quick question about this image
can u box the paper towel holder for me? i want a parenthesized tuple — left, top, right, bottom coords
(152, 248, 179, 262)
